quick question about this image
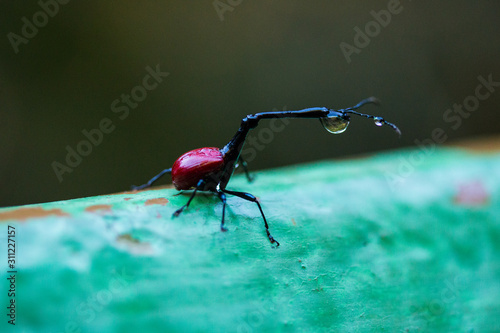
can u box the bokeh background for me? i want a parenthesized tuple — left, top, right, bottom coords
(1, 0, 499, 207)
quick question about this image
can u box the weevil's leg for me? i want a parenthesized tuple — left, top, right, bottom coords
(238, 156, 254, 183)
(222, 189, 279, 247)
(132, 168, 172, 190)
(173, 179, 205, 217)
(217, 191, 228, 231)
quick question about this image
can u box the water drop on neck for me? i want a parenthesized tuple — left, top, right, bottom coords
(374, 117, 384, 127)
(320, 116, 350, 134)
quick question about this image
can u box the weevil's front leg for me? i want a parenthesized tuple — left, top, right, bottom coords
(222, 189, 279, 247)
(173, 179, 205, 217)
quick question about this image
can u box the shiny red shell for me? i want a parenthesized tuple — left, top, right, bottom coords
(171, 147, 224, 190)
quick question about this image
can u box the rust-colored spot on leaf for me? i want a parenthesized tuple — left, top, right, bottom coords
(85, 204, 113, 213)
(117, 233, 140, 244)
(124, 198, 132, 201)
(0, 207, 69, 222)
(291, 218, 297, 226)
(454, 180, 489, 206)
(116, 233, 154, 255)
(145, 198, 169, 206)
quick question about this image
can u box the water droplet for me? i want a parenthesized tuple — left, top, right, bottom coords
(320, 116, 349, 134)
(374, 117, 384, 127)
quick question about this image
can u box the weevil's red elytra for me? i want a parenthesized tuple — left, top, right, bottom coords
(172, 148, 224, 190)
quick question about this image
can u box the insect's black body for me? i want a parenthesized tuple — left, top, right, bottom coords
(132, 97, 401, 247)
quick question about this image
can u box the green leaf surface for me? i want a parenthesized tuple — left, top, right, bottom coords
(1, 147, 499, 332)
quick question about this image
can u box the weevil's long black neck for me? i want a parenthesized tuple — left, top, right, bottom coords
(218, 108, 330, 189)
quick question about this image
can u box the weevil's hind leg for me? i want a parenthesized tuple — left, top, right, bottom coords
(238, 156, 254, 183)
(173, 179, 205, 217)
(132, 168, 172, 190)
(217, 191, 228, 232)
(222, 189, 279, 247)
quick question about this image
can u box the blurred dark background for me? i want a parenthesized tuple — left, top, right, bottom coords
(1, 1, 499, 207)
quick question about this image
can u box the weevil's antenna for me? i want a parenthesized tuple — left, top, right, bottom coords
(341, 97, 401, 136)
(347, 96, 381, 110)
